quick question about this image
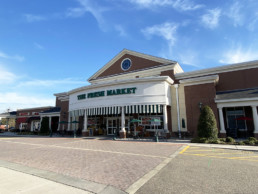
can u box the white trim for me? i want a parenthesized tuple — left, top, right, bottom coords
(68, 76, 174, 95)
(215, 97, 258, 103)
(88, 49, 178, 82)
(121, 58, 132, 71)
(180, 75, 219, 86)
(216, 100, 258, 108)
(176, 60, 258, 79)
(90, 65, 175, 84)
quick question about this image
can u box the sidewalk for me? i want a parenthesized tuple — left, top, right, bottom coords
(0, 167, 91, 194)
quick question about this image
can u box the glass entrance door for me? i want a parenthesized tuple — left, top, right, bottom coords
(107, 118, 117, 135)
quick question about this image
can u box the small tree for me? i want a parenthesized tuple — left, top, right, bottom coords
(40, 117, 49, 134)
(197, 105, 218, 139)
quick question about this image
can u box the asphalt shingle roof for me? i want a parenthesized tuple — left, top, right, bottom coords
(216, 87, 258, 100)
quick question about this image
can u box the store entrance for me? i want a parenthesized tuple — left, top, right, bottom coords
(107, 117, 130, 135)
(107, 118, 118, 135)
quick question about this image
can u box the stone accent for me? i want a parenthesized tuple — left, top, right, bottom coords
(119, 131, 126, 138)
(82, 131, 89, 137)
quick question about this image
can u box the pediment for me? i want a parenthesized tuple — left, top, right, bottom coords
(88, 49, 176, 82)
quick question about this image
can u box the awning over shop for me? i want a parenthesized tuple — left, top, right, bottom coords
(70, 105, 164, 117)
(17, 117, 28, 123)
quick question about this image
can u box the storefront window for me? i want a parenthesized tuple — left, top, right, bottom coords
(226, 107, 246, 130)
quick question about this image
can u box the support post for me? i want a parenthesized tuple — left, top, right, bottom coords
(57, 115, 61, 131)
(174, 84, 181, 138)
(163, 105, 168, 132)
(68, 112, 71, 131)
(252, 106, 258, 138)
(82, 109, 88, 136)
(119, 106, 126, 138)
(49, 116, 52, 137)
(218, 107, 226, 133)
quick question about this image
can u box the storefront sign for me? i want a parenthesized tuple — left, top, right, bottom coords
(19, 112, 30, 116)
(77, 87, 137, 100)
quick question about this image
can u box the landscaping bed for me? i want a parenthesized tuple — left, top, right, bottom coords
(191, 137, 258, 146)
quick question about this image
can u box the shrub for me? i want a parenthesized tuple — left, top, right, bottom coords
(208, 138, 220, 144)
(219, 138, 226, 142)
(238, 141, 245, 145)
(249, 141, 256, 146)
(191, 137, 200, 143)
(190, 137, 208, 143)
(199, 138, 208, 143)
(248, 137, 257, 142)
(197, 105, 218, 139)
(226, 137, 235, 143)
(243, 138, 257, 146)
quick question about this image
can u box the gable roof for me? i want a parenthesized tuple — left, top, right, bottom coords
(88, 49, 178, 82)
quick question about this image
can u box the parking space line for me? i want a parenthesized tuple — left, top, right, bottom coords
(229, 156, 258, 159)
(180, 145, 190, 154)
(181, 147, 258, 162)
(185, 149, 221, 152)
(182, 153, 231, 159)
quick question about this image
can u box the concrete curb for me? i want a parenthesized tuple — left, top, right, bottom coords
(189, 143, 258, 151)
(0, 160, 126, 194)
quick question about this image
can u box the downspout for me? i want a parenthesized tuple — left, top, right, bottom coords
(174, 84, 181, 138)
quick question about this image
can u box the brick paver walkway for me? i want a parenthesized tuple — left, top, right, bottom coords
(0, 137, 182, 191)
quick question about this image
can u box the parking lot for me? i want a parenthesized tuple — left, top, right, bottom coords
(0, 137, 182, 192)
(136, 146, 258, 194)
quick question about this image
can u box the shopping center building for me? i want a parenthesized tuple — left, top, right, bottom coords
(1, 49, 258, 138)
(55, 49, 258, 138)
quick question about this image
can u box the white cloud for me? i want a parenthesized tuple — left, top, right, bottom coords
(142, 22, 177, 44)
(201, 8, 221, 29)
(34, 42, 44, 50)
(66, 0, 108, 31)
(115, 25, 127, 37)
(226, 1, 244, 27)
(248, 12, 258, 31)
(219, 46, 258, 64)
(129, 0, 203, 11)
(0, 66, 18, 84)
(23, 14, 47, 22)
(0, 51, 24, 62)
(0, 92, 55, 113)
(16, 78, 86, 88)
(142, 22, 178, 56)
(176, 50, 201, 67)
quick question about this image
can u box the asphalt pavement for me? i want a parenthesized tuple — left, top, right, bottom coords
(136, 146, 258, 194)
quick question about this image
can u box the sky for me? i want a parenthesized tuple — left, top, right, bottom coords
(0, 0, 258, 113)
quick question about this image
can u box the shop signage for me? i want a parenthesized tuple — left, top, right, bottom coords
(19, 112, 30, 116)
(77, 87, 137, 100)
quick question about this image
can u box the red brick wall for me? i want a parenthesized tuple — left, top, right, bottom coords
(160, 70, 175, 80)
(184, 83, 219, 137)
(216, 68, 258, 91)
(97, 54, 163, 78)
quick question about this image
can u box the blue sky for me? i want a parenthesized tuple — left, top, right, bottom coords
(0, 0, 258, 113)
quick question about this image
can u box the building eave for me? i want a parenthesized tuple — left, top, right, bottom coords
(69, 76, 174, 95)
(175, 60, 258, 79)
